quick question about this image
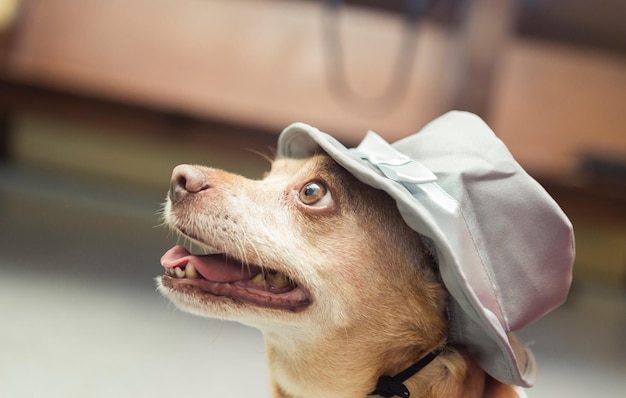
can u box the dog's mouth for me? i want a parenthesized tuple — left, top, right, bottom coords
(160, 245, 311, 312)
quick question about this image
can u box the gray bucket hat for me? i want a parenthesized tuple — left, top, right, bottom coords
(276, 111, 575, 387)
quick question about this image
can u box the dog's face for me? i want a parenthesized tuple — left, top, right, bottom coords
(158, 154, 447, 344)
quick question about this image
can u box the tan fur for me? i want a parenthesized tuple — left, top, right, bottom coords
(159, 154, 520, 397)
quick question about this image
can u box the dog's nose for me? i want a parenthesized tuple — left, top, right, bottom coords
(169, 164, 210, 203)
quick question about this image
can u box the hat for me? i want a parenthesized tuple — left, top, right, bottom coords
(276, 111, 575, 387)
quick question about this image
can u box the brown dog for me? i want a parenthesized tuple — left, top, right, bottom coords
(158, 152, 524, 397)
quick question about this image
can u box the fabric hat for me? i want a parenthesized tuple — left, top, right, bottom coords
(276, 111, 575, 387)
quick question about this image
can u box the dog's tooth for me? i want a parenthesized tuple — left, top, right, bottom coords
(266, 272, 289, 288)
(185, 263, 198, 279)
(251, 273, 267, 286)
(174, 267, 185, 278)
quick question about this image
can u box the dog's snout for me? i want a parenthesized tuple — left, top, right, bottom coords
(169, 164, 210, 203)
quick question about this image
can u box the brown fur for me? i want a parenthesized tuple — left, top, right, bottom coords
(158, 154, 521, 397)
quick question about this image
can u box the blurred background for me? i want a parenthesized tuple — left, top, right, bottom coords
(0, 0, 624, 397)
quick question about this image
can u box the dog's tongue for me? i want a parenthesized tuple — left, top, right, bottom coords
(161, 245, 256, 282)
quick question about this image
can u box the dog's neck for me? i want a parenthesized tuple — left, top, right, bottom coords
(262, 324, 488, 398)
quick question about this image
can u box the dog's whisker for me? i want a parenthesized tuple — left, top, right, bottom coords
(244, 235, 264, 271)
(246, 147, 275, 166)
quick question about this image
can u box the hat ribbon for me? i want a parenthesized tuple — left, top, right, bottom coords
(350, 131, 437, 185)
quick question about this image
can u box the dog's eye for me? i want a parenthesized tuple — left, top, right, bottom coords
(298, 181, 330, 206)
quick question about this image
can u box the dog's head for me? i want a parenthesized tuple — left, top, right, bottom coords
(158, 153, 448, 344)
(158, 115, 575, 393)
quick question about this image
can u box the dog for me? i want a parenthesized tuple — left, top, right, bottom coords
(157, 152, 525, 398)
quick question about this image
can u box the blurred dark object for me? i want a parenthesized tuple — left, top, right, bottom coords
(313, 0, 467, 25)
(518, 0, 626, 55)
(578, 154, 626, 190)
(312, 0, 626, 55)
(0, 0, 21, 161)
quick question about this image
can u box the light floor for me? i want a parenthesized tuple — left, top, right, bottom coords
(1, 165, 625, 397)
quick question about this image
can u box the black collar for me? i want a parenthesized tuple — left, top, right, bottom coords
(369, 347, 445, 397)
